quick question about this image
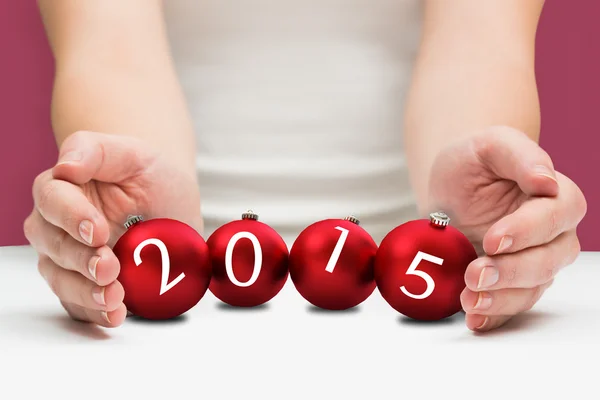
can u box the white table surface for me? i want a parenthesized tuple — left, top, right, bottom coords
(0, 245, 598, 399)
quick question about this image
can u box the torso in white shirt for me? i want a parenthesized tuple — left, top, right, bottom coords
(163, 0, 423, 244)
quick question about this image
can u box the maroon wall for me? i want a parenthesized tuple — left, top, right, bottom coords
(0, 1, 598, 250)
(535, 1, 598, 251)
(0, 0, 57, 246)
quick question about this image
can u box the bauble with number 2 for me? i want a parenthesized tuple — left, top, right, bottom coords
(114, 215, 212, 320)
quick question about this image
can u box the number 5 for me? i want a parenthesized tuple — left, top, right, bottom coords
(400, 251, 444, 300)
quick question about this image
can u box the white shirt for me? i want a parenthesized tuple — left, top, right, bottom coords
(163, 0, 423, 244)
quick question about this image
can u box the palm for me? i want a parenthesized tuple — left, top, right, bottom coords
(78, 160, 202, 247)
(428, 141, 528, 254)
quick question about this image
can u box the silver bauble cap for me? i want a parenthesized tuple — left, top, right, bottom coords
(241, 210, 259, 221)
(343, 215, 360, 225)
(124, 215, 144, 229)
(429, 211, 450, 228)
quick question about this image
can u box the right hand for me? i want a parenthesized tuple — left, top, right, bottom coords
(24, 131, 203, 327)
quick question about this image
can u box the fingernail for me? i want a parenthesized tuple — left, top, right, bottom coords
(92, 287, 106, 306)
(56, 151, 83, 166)
(534, 165, 557, 182)
(79, 220, 94, 245)
(476, 316, 489, 330)
(101, 311, 111, 324)
(474, 292, 493, 310)
(88, 256, 101, 281)
(494, 235, 513, 254)
(477, 266, 499, 289)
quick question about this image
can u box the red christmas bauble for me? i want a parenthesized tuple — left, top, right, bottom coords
(114, 216, 212, 320)
(374, 212, 477, 321)
(207, 210, 289, 307)
(289, 215, 377, 310)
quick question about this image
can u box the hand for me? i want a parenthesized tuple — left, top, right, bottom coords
(427, 126, 587, 332)
(24, 131, 203, 327)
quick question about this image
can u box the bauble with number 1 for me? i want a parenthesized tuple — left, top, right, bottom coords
(289, 215, 378, 310)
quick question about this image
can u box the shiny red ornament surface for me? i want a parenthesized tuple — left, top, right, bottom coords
(374, 213, 477, 321)
(114, 217, 212, 320)
(289, 216, 377, 310)
(207, 211, 289, 307)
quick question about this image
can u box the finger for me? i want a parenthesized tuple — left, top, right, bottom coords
(52, 130, 155, 184)
(465, 314, 512, 332)
(31, 170, 110, 247)
(465, 231, 579, 291)
(472, 126, 559, 197)
(61, 301, 128, 328)
(38, 256, 124, 312)
(483, 172, 587, 255)
(461, 280, 554, 317)
(24, 211, 120, 286)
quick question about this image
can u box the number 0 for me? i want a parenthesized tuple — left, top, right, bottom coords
(225, 231, 262, 287)
(400, 251, 444, 300)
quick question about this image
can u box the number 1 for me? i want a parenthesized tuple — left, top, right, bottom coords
(324, 226, 349, 273)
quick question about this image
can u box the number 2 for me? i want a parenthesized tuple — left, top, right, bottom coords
(400, 251, 444, 300)
(134, 238, 186, 295)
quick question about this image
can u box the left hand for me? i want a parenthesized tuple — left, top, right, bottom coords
(427, 126, 587, 332)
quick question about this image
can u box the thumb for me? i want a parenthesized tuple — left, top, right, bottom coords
(52, 131, 155, 184)
(473, 126, 559, 197)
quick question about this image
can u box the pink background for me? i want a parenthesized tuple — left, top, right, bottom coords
(0, 1, 598, 250)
